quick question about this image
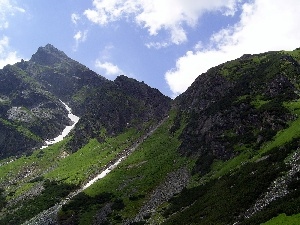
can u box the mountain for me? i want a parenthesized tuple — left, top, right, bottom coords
(0, 63, 70, 158)
(175, 50, 300, 174)
(1, 46, 300, 225)
(67, 74, 171, 152)
(0, 44, 171, 159)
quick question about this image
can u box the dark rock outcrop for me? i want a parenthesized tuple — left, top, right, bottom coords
(0, 44, 171, 158)
(0, 64, 70, 158)
(67, 75, 171, 152)
(174, 50, 300, 174)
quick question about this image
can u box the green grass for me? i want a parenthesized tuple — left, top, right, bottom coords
(258, 118, 300, 155)
(262, 213, 300, 225)
(284, 99, 300, 115)
(0, 138, 68, 177)
(251, 96, 270, 109)
(283, 49, 300, 62)
(196, 98, 300, 183)
(0, 139, 69, 199)
(72, 86, 91, 104)
(58, 110, 194, 222)
(256, 100, 300, 157)
(252, 55, 267, 63)
(0, 128, 141, 201)
(220, 59, 242, 80)
(209, 151, 252, 179)
(0, 118, 42, 142)
(0, 127, 146, 224)
(45, 128, 141, 185)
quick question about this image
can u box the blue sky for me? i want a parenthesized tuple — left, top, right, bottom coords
(1, 0, 300, 98)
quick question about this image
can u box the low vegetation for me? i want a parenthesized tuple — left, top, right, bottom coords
(58, 110, 194, 224)
(0, 127, 145, 224)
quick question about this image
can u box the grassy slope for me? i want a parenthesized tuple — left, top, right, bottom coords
(160, 50, 300, 224)
(0, 139, 67, 199)
(52, 97, 300, 224)
(45, 128, 141, 185)
(162, 120, 300, 225)
(0, 128, 144, 224)
(262, 213, 300, 225)
(59, 110, 194, 224)
(204, 98, 300, 181)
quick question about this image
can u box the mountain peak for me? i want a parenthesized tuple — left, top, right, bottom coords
(43, 43, 62, 52)
(30, 44, 69, 66)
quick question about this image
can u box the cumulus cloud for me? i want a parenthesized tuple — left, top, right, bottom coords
(84, 0, 240, 46)
(95, 60, 124, 78)
(166, 0, 300, 97)
(0, 0, 25, 29)
(0, 36, 22, 68)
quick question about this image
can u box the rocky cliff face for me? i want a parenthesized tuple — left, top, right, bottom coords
(16, 44, 109, 115)
(67, 75, 171, 152)
(0, 64, 70, 158)
(174, 50, 300, 174)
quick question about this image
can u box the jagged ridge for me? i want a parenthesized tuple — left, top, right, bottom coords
(0, 44, 171, 158)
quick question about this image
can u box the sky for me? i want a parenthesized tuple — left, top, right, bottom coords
(1, 0, 300, 98)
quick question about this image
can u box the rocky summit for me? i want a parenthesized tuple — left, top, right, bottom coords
(0, 44, 171, 158)
(0, 45, 300, 225)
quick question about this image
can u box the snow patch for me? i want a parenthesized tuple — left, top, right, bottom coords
(41, 101, 79, 149)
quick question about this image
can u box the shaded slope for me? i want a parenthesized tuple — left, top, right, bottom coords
(0, 64, 70, 158)
(16, 44, 109, 115)
(158, 48, 300, 224)
(174, 49, 300, 174)
(56, 110, 190, 225)
(0, 44, 171, 159)
(67, 75, 171, 152)
(20, 44, 171, 152)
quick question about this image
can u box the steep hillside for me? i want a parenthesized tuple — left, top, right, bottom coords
(160, 48, 300, 224)
(53, 48, 300, 224)
(0, 64, 70, 158)
(175, 49, 300, 174)
(16, 44, 110, 115)
(1, 47, 300, 225)
(68, 75, 171, 152)
(0, 44, 171, 158)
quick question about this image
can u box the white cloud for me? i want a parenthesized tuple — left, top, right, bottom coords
(84, 0, 137, 25)
(0, 51, 21, 68)
(71, 13, 81, 24)
(0, 0, 25, 30)
(0, 36, 22, 68)
(95, 60, 124, 78)
(84, 0, 240, 46)
(166, 0, 300, 97)
(73, 30, 88, 42)
(73, 30, 88, 51)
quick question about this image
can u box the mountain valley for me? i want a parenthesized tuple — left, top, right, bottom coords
(0, 45, 300, 224)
